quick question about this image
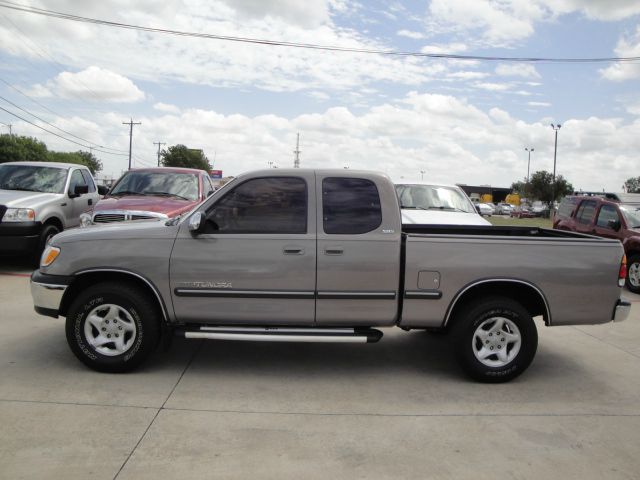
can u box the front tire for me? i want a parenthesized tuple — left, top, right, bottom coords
(65, 282, 160, 372)
(32, 223, 60, 266)
(452, 297, 538, 383)
(626, 255, 640, 294)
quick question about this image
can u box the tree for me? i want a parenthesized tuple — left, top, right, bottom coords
(0, 134, 48, 163)
(624, 176, 640, 193)
(161, 144, 211, 171)
(510, 180, 526, 196)
(528, 170, 573, 204)
(47, 150, 103, 174)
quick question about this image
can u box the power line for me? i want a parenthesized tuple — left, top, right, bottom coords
(0, 103, 128, 156)
(0, 1, 638, 63)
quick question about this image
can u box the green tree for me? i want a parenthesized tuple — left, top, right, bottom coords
(528, 170, 573, 204)
(624, 176, 640, 193)
(0, 134, 49, 163)
(46, 150, 102, 174)
(161, 144, 211, 171)
(510, 180, 527, 196)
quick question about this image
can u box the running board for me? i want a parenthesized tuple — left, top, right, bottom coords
(177, 326, 383, 343)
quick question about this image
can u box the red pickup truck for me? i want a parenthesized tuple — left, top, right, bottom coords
(554, 193, 640, 293)
(80, 167, 214, 227)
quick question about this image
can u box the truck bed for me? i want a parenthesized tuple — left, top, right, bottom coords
(402, 224, 593, 239)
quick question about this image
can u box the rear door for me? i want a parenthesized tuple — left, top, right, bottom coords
(573, 199, 598, 235)
(315, 174, 401, 326)
(170, 172, 317, 325)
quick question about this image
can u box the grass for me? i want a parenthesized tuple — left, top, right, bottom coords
(487, 215, 552, 228)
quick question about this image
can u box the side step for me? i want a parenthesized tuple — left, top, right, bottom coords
(177, 326, 383, 343)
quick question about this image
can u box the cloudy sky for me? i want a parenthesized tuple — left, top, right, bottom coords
(1, 0, 640, 190)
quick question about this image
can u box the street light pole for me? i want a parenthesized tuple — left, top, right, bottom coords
(525, 147, 534, 199)
(420, 170, 425, 181)
(550, 124, 561, 206)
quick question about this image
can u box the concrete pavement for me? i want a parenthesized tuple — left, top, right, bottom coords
(1, 261, 640, 479)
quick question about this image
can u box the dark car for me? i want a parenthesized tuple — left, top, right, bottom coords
(80, 167, 215, 226)
(554, 194, 640, 293)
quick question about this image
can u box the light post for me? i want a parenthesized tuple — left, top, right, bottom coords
(550, 124, 561, 207)
(525, 147, 534, 199)
(420, 170, 425, 181)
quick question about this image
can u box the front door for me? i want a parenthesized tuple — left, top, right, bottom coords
(170, 173, 317, 325)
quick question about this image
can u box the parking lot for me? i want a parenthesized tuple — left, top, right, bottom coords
(2, 258, 640, 480)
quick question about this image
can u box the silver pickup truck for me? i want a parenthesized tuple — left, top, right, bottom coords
(30, 169, 631, 382)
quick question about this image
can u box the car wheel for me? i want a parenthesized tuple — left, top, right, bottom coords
(626, 255, 640, 294)
(452, 296, 538, 383)
(32, 223, 60, 266)
(65, 282, 161, 372)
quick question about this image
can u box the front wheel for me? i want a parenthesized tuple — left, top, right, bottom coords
(452, 297, 538, 383)
(65, 282, 161, 372)
(626, 255, 640, 294)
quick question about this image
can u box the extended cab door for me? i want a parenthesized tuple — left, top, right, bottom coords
(315, 173, 402, 326)
(169, 172, 317, 325)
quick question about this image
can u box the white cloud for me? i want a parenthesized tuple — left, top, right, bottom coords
(474, 82, 511, 91)
(495, 63, 541, 79)
(600, 26, 640, 81)
(219, 0, 330, 28)
(447, 71, 489, 80)
(420, 42, 468, 54)
(153, 102, 181, 114)
(528, 101, 551, 107)
(397, 29, 425, 40)
(30, 67, 145, 102)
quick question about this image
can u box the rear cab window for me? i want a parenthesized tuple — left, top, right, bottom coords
(575, 200, 597, 225)
(322, 177, 382, 234)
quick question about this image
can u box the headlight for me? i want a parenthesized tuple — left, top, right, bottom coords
(2, 208, 35, 222)
(40, 245, 61, 268)
(79, 213, 93, 228)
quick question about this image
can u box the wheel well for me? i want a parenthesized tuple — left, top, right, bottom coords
(59, 271, 168, 323)
(43, 216, 63, 232)
(446, 281, 549, 327)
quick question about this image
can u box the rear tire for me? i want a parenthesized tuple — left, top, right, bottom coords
(626, 255, 640, 294)
(65, 282, 160, 373)
(452, 296, 537, 383)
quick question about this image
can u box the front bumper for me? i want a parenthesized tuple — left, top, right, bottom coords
(0, 221, 41, 253)
(612, 298, 632, 322)
(30, 271, 73, 318)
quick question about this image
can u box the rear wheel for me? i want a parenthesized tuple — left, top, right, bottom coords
(626, 255, 640, 294)
(65, 282, 160, 372)
(452, 297, 538, 383)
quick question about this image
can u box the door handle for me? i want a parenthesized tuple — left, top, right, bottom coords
(324, 248, 344, 255)
(283, 247, 305, 255)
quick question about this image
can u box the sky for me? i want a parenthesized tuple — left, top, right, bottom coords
(0, 0, 640, 191)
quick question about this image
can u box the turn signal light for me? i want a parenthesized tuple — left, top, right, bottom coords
(619, 254, 627, 287)
(41, 246, 61, 268)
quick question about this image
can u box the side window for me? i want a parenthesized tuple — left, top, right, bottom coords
(596, 205, 620, 228)
(557, 197, 576, 220)
(575, 200, 597, 225)
(323, 177, 382, 235)
(80, 170, 96, 192)
(206, 177, 307, 234)
(202, 176, 213, 197)
(68, 169, 87, 194)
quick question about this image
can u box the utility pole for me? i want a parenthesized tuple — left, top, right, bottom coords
(524, 147, 534, 198)
(420, 170, 426, 181)
(123, 119, 141, 170)
(550, 124, 561, 208)
(7, 123, 12, 135)
(293, 133, 300, 168)
(153, 141, 166, 167)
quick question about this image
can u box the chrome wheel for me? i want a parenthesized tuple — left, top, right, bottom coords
(472, 316, 521, 367)
(629, 262, 640, 288)
(84, 304, 137, 356)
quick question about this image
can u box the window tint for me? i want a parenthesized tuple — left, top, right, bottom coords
(323, 177, 382, 234)
(80, 170, 96, 192)
(206, 177, 307, 234)
(557, 197, 577, 219)
(596, 205, 620, 228)
(575, 200, 597, 225)
(68, 169, 87, 193)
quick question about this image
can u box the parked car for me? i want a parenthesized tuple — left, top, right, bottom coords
(510, 206, 535, 218)
(476, 203, 494, 217)
(80, 167, 214, 226)
(530, 201, 549, 217)
(0, 161, 104, 262)
(495, 203, 514, 215)
(395, 183, 491, 225)
(554, 194, 640, 293)
(32, 169, 628, 383)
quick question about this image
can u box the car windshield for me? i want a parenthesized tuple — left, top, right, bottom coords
(0, 164, 68, 193)
(110, 171, 199, 201)
(395, 184, 475, 213)
(620, 205, 640, 228)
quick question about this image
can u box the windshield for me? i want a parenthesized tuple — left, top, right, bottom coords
(110, 171, 199, 201)
(620, 205, 640, 228)
(0, 164, 68, 193)
(395, 184, 476, 213)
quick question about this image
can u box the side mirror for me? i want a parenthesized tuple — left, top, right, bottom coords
(69, 184, 89, 198)
(188, 212, 204, 235)
(608, 219, 621, 231)
(97, 185, 109, 196)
